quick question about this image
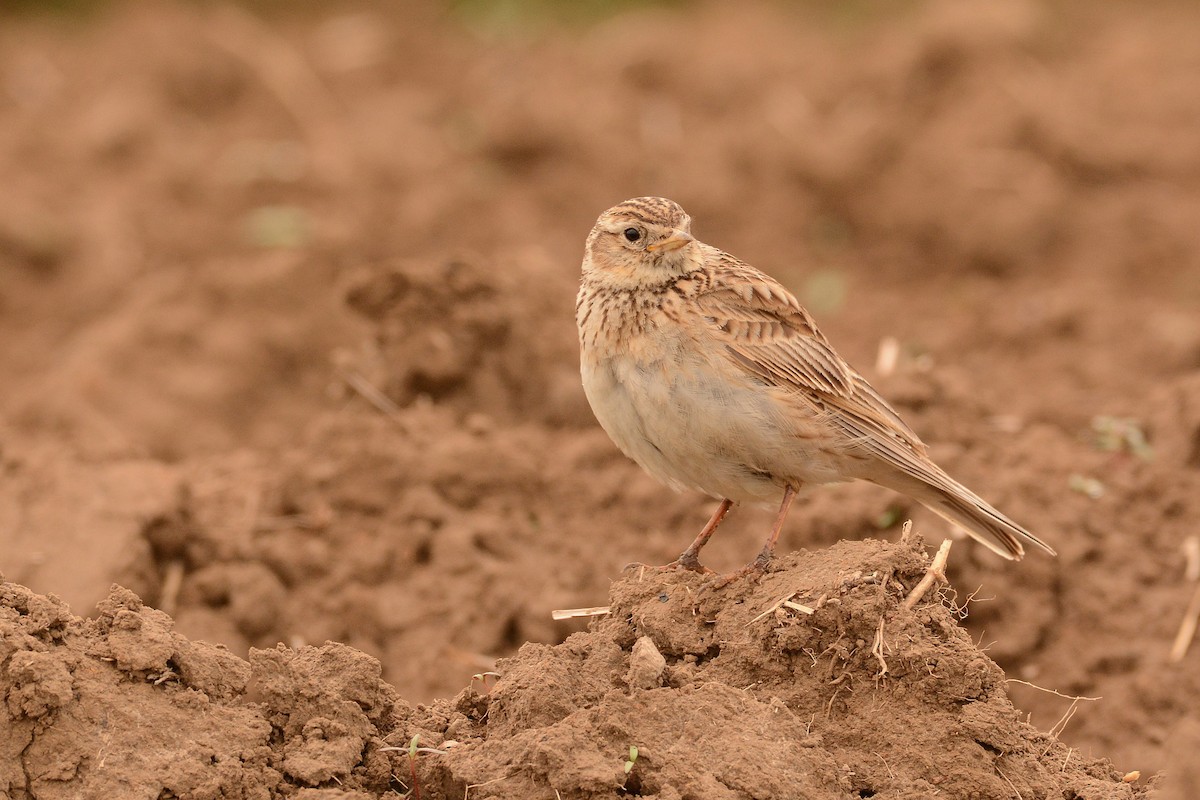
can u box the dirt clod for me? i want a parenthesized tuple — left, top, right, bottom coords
(1, 542, 1150, 799)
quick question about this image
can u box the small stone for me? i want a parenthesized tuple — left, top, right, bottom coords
(626, 636, 667, 690)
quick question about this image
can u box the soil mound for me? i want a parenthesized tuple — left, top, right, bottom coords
(2, 538, 1146, 799)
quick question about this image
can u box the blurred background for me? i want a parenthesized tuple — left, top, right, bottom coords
(2, 0, 1199, 777)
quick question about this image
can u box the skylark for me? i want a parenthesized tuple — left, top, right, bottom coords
(576, 196, 1055, 575)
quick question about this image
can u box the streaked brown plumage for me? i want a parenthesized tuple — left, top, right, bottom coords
(576, 196, 1055, 574)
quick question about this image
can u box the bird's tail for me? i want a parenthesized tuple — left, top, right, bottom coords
(870, 466, 1055, 561)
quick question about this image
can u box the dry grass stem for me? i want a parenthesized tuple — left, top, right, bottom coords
(1049, 699, 1083, 740)
(1169, 580, 1200, 662)
(871, 616, 889, 678)
(158, 559, 186, 618)
(996, 766, 1024, 799)
(749, 591, 822, 626)
(1184, 536, 1200, 581)
(781, 600, 816, 614)
(340, 370, 408, 426)
(551, 605, 610, 621)
(902, 539, 952, 610)
(464, 775, 507, 799)
(1004, 679, 1101, 702)
(748, 596, 790, 625)
(1003, 681, 1101, 754)
(1170, 536, 1200, 662)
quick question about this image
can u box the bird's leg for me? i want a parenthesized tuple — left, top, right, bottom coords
(714, 485, 798, 586)
(662, 498, 734, 573)
(753, 484, 798, 569)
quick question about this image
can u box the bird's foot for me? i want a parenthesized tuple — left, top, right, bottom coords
(622, 550, 715, 576)
(710, 549, 774, 589)
(663, 549, 715, 574)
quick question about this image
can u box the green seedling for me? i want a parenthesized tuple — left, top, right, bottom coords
(876, 507, 901, 529)
(377, 734, 451, 799)
(471, 671, 501, 693)
(1091, 416, 1153, 460)
(619, 744, 642, 793)
(1068, 474, 1104, 500)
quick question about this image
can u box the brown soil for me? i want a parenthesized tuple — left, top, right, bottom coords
(2, 1, 1199, 797)
(0, 542, 1152, 799)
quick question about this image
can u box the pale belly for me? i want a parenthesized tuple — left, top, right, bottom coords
(580, 339, 848, 504)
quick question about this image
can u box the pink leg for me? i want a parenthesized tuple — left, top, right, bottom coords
(715, 485, 798, 586)
(669, 498, 734, 573)
(751, 484, 797, 569)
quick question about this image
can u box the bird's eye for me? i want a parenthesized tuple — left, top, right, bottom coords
(623, 228, 642, 242)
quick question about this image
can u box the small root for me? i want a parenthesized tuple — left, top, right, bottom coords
(871, 616, 889, 680)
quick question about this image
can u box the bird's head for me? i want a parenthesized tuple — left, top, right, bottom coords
(583, 197, 701, 287)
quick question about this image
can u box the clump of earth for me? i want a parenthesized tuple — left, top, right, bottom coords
(0, 537, 1152, 799)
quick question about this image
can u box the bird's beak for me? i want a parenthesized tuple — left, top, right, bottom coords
(646, 230, 694, 253)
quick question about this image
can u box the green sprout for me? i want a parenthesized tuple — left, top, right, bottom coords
(1091, 416, 1153, 461)
(1068, 474, 1104, 500)
(876, 507, 902, 529)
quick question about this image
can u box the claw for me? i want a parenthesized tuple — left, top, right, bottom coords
(623, 558, 715, 575)
(710, 555, 772, 589)
(663, 558, 716, 575)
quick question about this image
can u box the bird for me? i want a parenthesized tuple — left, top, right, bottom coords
(575, 196, 1055, 576)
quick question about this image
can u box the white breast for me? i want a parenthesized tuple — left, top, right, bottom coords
(578, 283, 848, 504)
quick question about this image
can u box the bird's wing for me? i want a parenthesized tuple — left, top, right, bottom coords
(687, 256, 929, 460)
